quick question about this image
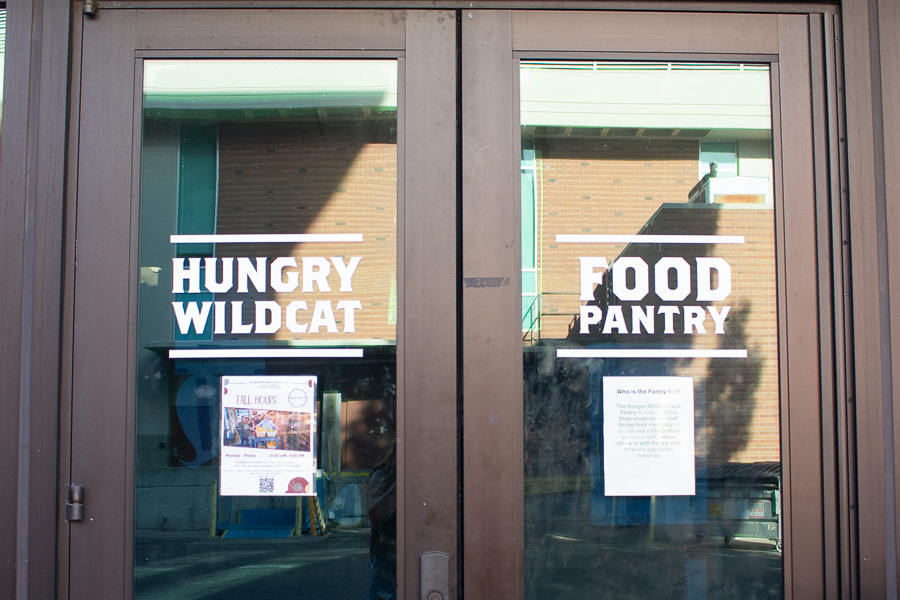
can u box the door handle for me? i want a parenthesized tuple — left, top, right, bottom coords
(420, 551, 450, 600)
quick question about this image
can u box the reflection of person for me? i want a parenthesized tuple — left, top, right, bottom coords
(367, 445, 397, 600)
(275, 412, 291, 450)
(296, 414, 312, 452)
(224, 410, 240, 446)
(258, 412, 276, 432)
(255, 413, 275, 440)
(253, 412, 278, 449)
(285, 414, 300, 451)
(248, 416, 259, 446)
(238, 416, 252, 447)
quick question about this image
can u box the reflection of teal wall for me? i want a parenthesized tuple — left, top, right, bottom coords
(174, 125, 217, 340)
(177, 124, 217, 257)
(139, 118, 179, 346)
(522, 143, 539, 331)
(136, 122, 217, 471)
(137, 118, 181, 463)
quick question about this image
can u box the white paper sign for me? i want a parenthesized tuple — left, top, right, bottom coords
(603, 376, 695, 496)
(220, 375, 317, 496)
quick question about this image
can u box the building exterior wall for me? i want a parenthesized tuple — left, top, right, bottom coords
(1, 1, 899, 598)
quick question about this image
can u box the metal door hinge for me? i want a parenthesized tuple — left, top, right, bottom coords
(83, 0, 98, 17)
(65, 485, 84, 522)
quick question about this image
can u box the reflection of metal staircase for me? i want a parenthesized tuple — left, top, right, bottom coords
(522, 294, 542, 345)
(525, 291, 599, 345)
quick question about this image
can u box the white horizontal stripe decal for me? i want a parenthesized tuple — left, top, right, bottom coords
(555, 234, 744, 244)
(557, 349, 748, 359)
(169, 349, 364, 359)
(170, 234, 363, 244)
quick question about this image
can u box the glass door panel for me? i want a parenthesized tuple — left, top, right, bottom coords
(67, 8, 831, 599)
(520, 61, 781, 599)
(462, 11, 828, 598)
(136, 58, 398, 599)
(69, 10, 457, 600)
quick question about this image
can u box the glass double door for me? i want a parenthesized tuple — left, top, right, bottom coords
(66, 7, 837, 599)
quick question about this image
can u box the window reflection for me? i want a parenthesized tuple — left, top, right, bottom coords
(521, 62, 782, 599)
(136, 60, 398, 600)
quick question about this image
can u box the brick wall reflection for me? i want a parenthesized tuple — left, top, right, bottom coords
(214, 121, 397, 342)
(532, 137, 779, 464)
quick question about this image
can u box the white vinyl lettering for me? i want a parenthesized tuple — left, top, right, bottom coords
(170, 254, 369, 336)
(658, 306, 680, 334)
(579, 257, 609, 301)
(331, 257, 362, 292)
(270, 257, 300, 293)
(631, 306, 655, 334)
(286, 301, 309, 334)
(172, 258, 201, 294)
(308, 300, 338, 333)
(172, 301, 211, 334)
(683, 306, 707, 334)
(602, 305, 628, 334)
(237, 257, 267, 293)
(302, 257, 332, 293)
(580, 305, 603, 333)
(214, 301, 226, 334)
(254, 301, 282, 334)
(230, 301, 253, 334)
(696, 257, 732, 302)
(204, 257, 234, 293)
(707, 306, 731, 334)
(654, 257, 691, 302)
(572, 256, 736, 337)
(336, 300, 363, 333)
(612, 257, 649, 301)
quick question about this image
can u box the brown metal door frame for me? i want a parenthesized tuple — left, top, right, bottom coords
(60, 4, 849, 599)
(841, 1, 900, 598)
(62, 8, 457, 599)
(461, 9, 843, 599)
(4, 0, 888, 599)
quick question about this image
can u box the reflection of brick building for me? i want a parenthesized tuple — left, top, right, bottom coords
(536, 139, 699, 333)
(211, 121, 398, 342)
(611, 205, 778, 464)
(532, 137, 778, 464)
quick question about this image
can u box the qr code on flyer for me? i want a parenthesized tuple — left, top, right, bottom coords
(259, 477, 274, 493)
